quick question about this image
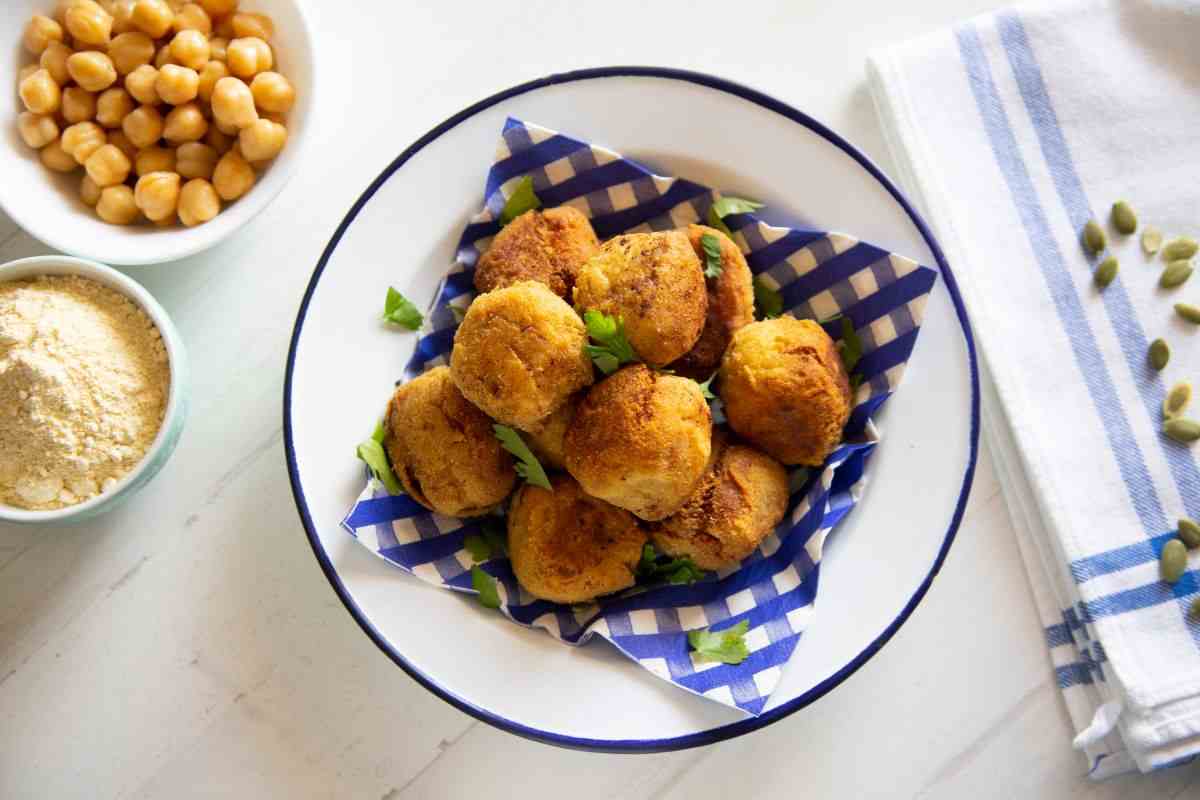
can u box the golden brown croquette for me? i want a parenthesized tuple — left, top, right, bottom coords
(564, 364, 712, 521)
(474, 207, 600, 299)
(450, 281, 594, 430)
(572, 231, 707, 367)
(384, 366, 516, 517)
(522, 392, 580, 471)
(719, 318, 851, 466)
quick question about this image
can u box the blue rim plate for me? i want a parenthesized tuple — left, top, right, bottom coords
(283, 66, 980, 752)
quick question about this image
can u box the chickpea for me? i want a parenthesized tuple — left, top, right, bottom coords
(177, 177, 219, 226)
(40, 41, 74, 86)
(204, 125, 233, 153)
(198, 0, 237, 19)
(134, 170, 181, 220)
(110, 0, 136, 34)
(154, 44, 177, 69)
(248, 71, 294, 114)
(210, 76, 256, 129)
(41, 138, 79, 172)
(173, 3, 211, 34)
(20, 70, 62, 115)
(231, 12, 272, 40)
(214, 117, 239, 136)
(207, 36, 228, 62)
(226, 37, 271, 79)
(173, 141, 216, 179)
(122, 104, 163, 148)
(163, 101, 207, 143)
(211, 147, 253, 200)
(97, 184, 139, 223)
(130, 0, 173, 38)
(107, 129, 138, 160)
(135, 145, 175, 175)
(18, 65, 40, 86)
(24, 15, 64, 55)
(67, 51, 118, 92)
(80, 174, 102, 206)
(237, 118, 285, 162)
(168, 30, 209, 70)
(65, 1, 113, 47)
(155, 64, 199, 105)
(124, 64, 160, 104)
(84, 143, 131, 187)
(17, 113, 60, 149)
(194, 60, 229, 104)
(108, 31, 155, 74)
(95, 87, 134, 127)
(60, 88, 96, 123)
(61, 121, 107, 163)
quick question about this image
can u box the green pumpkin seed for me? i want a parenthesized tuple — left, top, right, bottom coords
(1165, 382, 1193, 419)
(1150, 338, 1170, 370)
(1094, 256, 1119, 288)
(1162, 538, 1188, 583)
(1181, 518, 1200, 550)
(1111, 201, 1137, 235)
(1163, 237, 1199, 262)
(1161, 261, 1195, 289)
(1165, 418, 1200, 444)
(1083, 220, 1106, 255)
(1176, 303, 1200, 325)
(1142, 225, 1164, 255)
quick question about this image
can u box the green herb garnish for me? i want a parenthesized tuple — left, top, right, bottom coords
(711, 196, 765, 218)
(635, 543, 708, 585)
(356, 420, 403, 495)
(838, 317, 863, 373)
(463, 533, 491, 563)
(471, 565, 501, 608)
(382, 287, 423, 330)
(481, 516, 507, 557)
(697, 373, 716, 401)
(493, 425, 552, 490)
(688, 620, 751, 665)
(583, 309, 639, 375)
(700, 233, 724, 278)
(752, 277, 783, 320)
(706, 205, 734, 237)
(500, 175, 541, 225)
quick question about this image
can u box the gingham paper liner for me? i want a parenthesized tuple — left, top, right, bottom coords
(341, 119, 938, 716)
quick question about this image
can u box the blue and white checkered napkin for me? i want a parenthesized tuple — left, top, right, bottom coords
(341, 119, 937, 716)
(869, 0, 1200, 777)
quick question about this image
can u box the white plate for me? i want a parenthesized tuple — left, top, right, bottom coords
(285, 68, 979, 750)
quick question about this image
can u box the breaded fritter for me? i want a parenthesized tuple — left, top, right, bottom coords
(450, 281, 593, 430)
(719, 318, 851, 466)
(474, 207, 600, 299)
(573, 231, 707, 367)
(564, 364, 712, 521)
(522, 392, 579, 470)
(507, 474, 647, 604)
(384, 366, 516, 517)
(669, 225, 755, 380)
(651, 432, 790, 570)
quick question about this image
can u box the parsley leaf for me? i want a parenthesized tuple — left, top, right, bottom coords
(493, 425, 552, 490)
(710, 196, 765, 218)
(753, 277, 783, 320)
(706, 205, 734, 237)
(635, 543, 708, 585)
(838, 317, 863, 373)
(355, 421, 403, 495)
(382, 287, 423, 330)
(583, 309, 639, 375)
(697, 373, 716, 401)
(463, 533, 491, 563)
(471, 565, 501, 609)
(700, 233, 724, 279)
(481, 516, 507, 557)
(500, 175, 542, 225)
(688, 620, 751, 664)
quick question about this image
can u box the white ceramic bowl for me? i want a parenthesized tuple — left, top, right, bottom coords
(0, 255, 189, 523)
(0, 0, 314, 265)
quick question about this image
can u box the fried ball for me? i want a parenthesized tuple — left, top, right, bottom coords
(383, 366, 516, 517)
(573, 231, 706, 367)
(507, 474, 646, 604)
(669, 224, 755, 380)
(720, 318, 851, 466)
(651, 432, 789, 570)
(474, 207, 600, 300)
(522, 392, 579, 470)
(450, 281, 593, 430)
(564, 364, 711, 521)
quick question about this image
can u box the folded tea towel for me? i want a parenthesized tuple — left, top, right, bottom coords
(868, 0, 1200, 778)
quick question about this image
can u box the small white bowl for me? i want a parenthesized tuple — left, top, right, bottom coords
(0, 255, 189, 523)
(0, 0, 314, 265)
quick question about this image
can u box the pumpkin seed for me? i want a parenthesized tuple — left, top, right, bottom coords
(1165, 382, 1193, 419)
(1095, 256, 1119, 288)
(1162, 538, 1188, 583)
(1181, 518, 1200, 550)
(1165, 418, 1200, 444)
(1111, 201, 1137, 234)
(1142, 225, 1164, 255)
(1163, 237, 1199, 262)
(1161, 261, 1195, 289)
(1150, 338, 1170, 370)
(1177, 303, 1200, 325)
(1083, 220, 1106, 255)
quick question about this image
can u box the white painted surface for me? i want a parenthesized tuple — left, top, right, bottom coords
(3, 0, 1198, 796)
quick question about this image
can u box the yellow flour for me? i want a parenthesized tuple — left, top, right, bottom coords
(0, 275, 170, 510)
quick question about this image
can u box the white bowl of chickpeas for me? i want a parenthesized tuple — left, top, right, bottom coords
(3, 0, 312, 264)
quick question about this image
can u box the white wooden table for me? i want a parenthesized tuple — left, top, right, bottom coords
(4, 1, 1200, 797)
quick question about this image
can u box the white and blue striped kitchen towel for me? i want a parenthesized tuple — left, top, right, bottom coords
(341, 119, 938, 716)
(869, 0, 1200, 777)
